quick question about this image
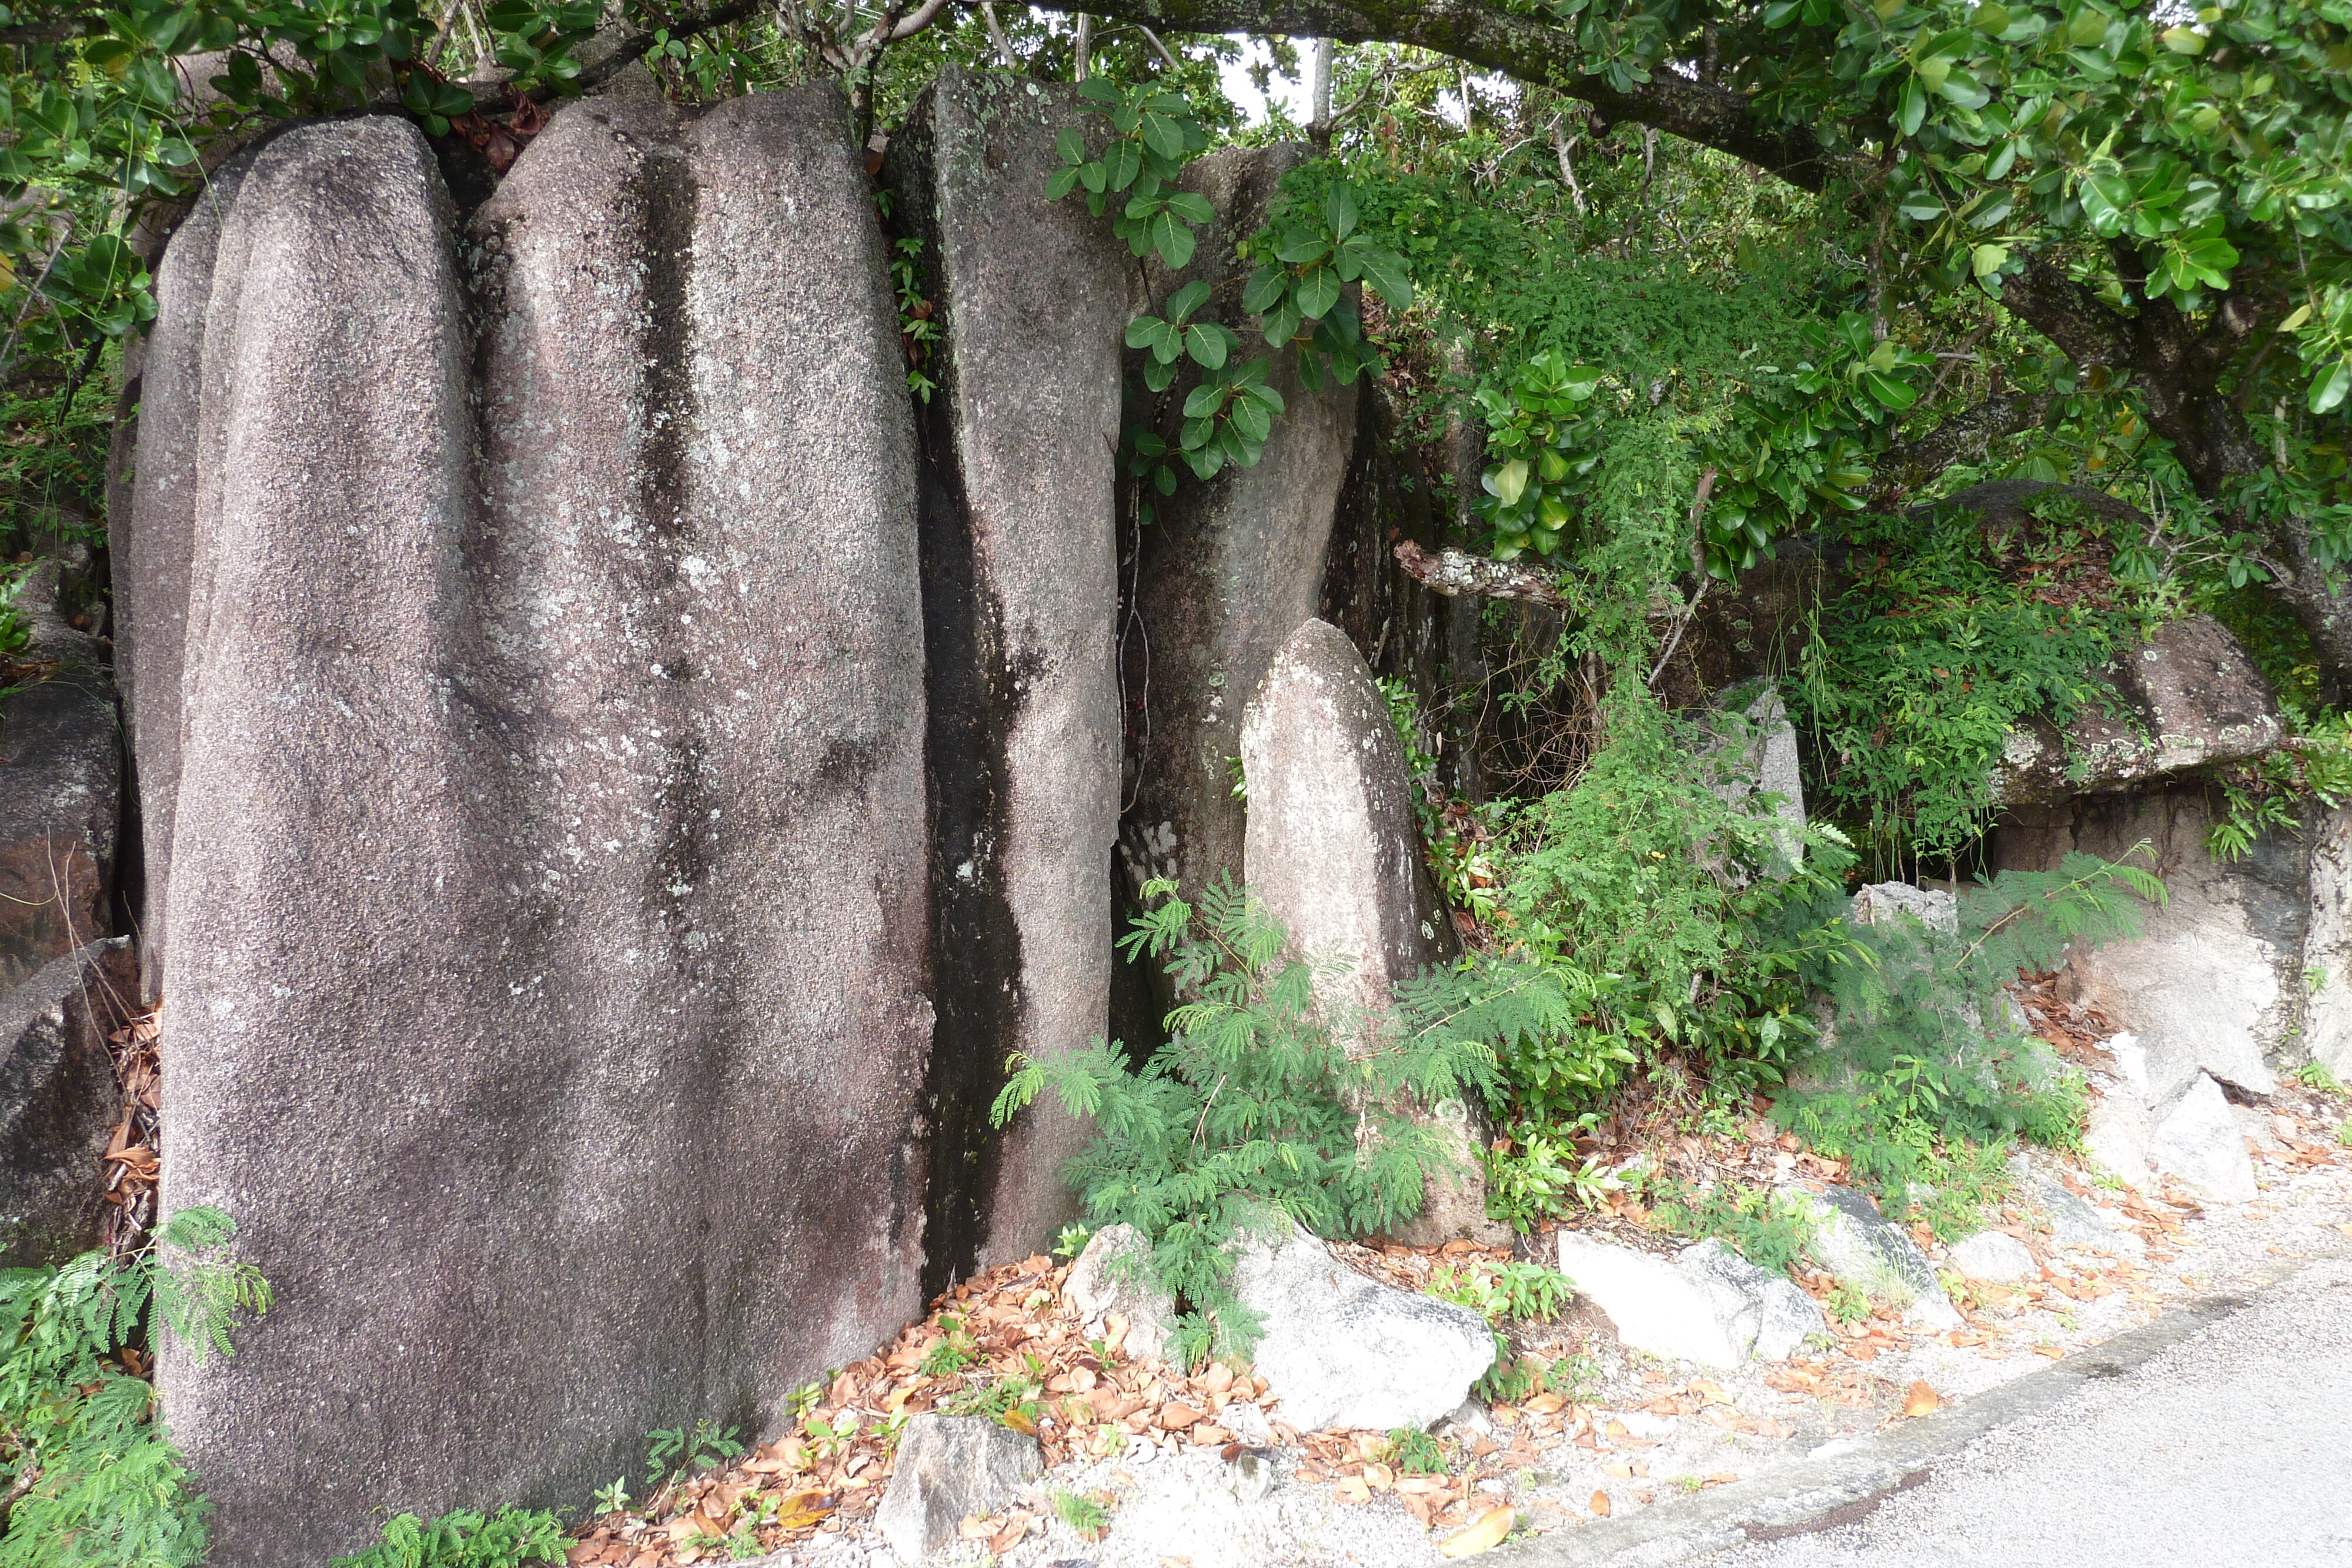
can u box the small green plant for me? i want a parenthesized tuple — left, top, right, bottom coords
(1672, 1473, 1706, 1495)
(1474, 1356, 1539, 1404)
(329, 1509, 566, 1568)
(2293, 1061, 2347, 1095)
(1650, 1179, 1820, 1277)
(993, 877, 1565, 1362)
(2338, 1120, 2352, 1149)
(1544, 1352, 1601, 1403)
(590, 1477, 628, 1516)
(1428, 1260, 1572, 1325)
(1052, 1223, 1094, 1259)
(801, 1410, 861, 1459)
(918, 1315, 977, 1378)
(1387, 1426, 1446, 1476)
(784, 1379, 824, 1420)
(2, 1207, 271, 1568)
(886, 233, 938, 404)
(1049, 1487, 1110, 1537)
(1824, 1281, 1870, 1326)
(643, 1419, 743, 1488)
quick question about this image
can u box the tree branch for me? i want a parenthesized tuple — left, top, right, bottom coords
(1870, 390, 2053, 504)
(1018, 0, 1833, 189)
(1999, 255, 2131, 372)
(1394, 540, 1568, 608)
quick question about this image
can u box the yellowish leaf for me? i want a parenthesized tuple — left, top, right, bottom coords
(1903, 1380, 1942, 1417)
(1590, 1490, 1612, 1517)
(1438, 1505, 1516, 1558)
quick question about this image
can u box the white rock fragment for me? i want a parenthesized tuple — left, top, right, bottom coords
(2150, 1072, 2259, 1204)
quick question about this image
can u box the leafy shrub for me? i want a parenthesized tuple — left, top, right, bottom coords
(1, 1208, 270, 1568)
(329, 1509, 565, 1568)
(992, 878, 1568, 1362)
(1779, 851, 2160, 1227)
(1485, 677, 1854, 1120)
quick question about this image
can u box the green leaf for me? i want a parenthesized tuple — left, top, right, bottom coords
(1488, 459, 1531, 506)
(1351, 245, 1413, 310)
(1242, 266, 1288, 316)
(1897, 76, 1927, 138)
(1294, 266, 1341, 320)
(1056, 126, 1086, 166)
(2161, 25, 2206, 53)
(2313, 359, 2352, 416)
(1165, 279, 1212, 323)
(1860, 368, 1919, 410)
(1165, 191, 1215, 226)
(1148, 210, 1198, 270)
(1970, 242, 2009, 278)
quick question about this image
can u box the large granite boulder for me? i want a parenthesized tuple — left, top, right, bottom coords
(884, 70, 1130, 1277)
(1118, 145, 1358, 905)
(1991, 614, 2281, 808)
(1994, 788, 2296, 1103)
(0, 563, 121, 998)
(1, 938, 133, 1268)
(143, 98, 931, 1564)
(1240, 619, 1488, 1242)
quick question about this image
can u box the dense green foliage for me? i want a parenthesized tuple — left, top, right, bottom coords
(991, 877, 1570, 1362)
(0, 1209, 269, 1568)
(1778, 851, 2158, 1228)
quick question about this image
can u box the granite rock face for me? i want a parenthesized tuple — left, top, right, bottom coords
(874, 1414, 1042, 1565)
(1120, 145, 1358, 905)
(1232, 1216, 1494, 1431)
(1240, 618, 1485, 1242)
(142, 101, 931, 1564)
(1062, 1222, 1175, 1364)
(1555, 1235, 1823, 1369)
(1789, 1186, 1963, 1329)
(1990, 613, 2280, 808)
(1701, 680, 1806, 869)
(1, 938, 133, 1268)
(1998, 789, 2289, 1104)
(2149, 1073, 2259, 1203)
(884, 69, 1131, 1277)
(0, 564, 121, 999)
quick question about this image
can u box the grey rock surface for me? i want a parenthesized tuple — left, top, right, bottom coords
(1790, 1186, 1963, 1329)
(874, 1413, 1042, 1564)
(0, 566, 121, 999)
(1997, 788, 2286, 1104)
(1240, 618, 1479, 1242)
(885, 69, 1129, 1272)
(1557, 1233, 1756, 1370)
(2149, 1073, 2259, 1203)
(2301, 806, 2352, 1083)
(1232, 1216, 1494, 1431)
(1990, 613, 2281, 807)
(1678, 1239, 1830, 1363)
(1062, 1223, 1175, 1363)
(2032, 1174, 2144, 1256)
(1847, 882, 1957, 934)
(1946, 1230, 2035, 1283)
(1702, 680, 1806, 869)
(1, 938, 133, 1268)
(147, 100, 930, 1563)
(112, 150, 256, 999)
(1119, 144, 1358, 906)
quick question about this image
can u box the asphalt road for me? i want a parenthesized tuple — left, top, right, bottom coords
(1700, 1252, 2352, 1568)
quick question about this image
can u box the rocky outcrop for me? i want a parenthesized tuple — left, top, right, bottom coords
(1992, 614, 2281, 808)
(1702, 678, 1805, 868)
(1232, 1216, 1493, 1431)
(1850, 881, 1958, 933)
(1786, 1186, 1963, 1329)
(875, 1414, 1043, 1565)
(144, 99, 931, 1564)
(113, 151, 259, 999)
(1553, 1234, 1823, 1369)
(1947, 1230, 2034, 1282)
(1996, 788, 2303, 1104)
(0, 563, 121, 998)
(1, 937, 133, 1268)
(1063, 1222, 1175, 1363)
(886, 69, 1130, 1278)
(1241, 619, 1454, 1021)
(2150, 1073, 2259, 1203)
(1240, 618, 1485, 1242)
(1119, 145, 1358, 905)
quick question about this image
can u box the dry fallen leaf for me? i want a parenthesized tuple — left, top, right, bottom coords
(1903, 1380, 1942, 1417)
(1001, 1407, 1038, 1435)
(1524, 1390, 1566, 1416)
(1589, 1490, 1613, 1517)
(1362, 1462, 1395, 1490)
(1437, 1505, 1516, 1559)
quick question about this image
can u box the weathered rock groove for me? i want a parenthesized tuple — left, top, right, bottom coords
(884, 69, 1131, 1281)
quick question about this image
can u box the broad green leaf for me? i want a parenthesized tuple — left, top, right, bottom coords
(1148, 210, 1197, 270)
(1897, 76, 1927, 138)
(1294, 266, 1341, 320)
(1165, 191, 1215, 226)
(1165, 279, 1212, 322)
(1055, 126, 1085, 166)
(1970, 242, 2009, 278)
(1488, 459, 1531, 506)
(1351, 245, 1414, 309)
(1186, 323, 1230, 369)
(1861, 368, 1919, 409)
(2313, 358, 2352, 416)
(1241, 266, 1288, 316)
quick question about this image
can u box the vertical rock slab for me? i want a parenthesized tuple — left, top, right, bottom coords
(154, 95, 930, 1564)
(1, 937, 134, 1268)
(1120, 145, 1358, 903)
(0, 564, 121, 995)
(884, 69, 1128, 1276)
(111, 152, 253, 998)
(2301, 807, 2352, 1082)
(1992, 788, 2288, 1102)
(1240, 619, 1491, 1242)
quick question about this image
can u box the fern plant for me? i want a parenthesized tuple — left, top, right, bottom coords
(1778, 848, 2163, 1229)
(991, 877, 1570, 1363)
(328, 1509, 565, 1568)
(1, 1208, 271, 1568)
